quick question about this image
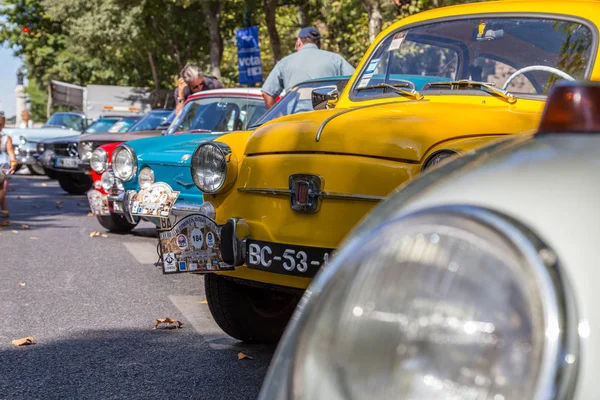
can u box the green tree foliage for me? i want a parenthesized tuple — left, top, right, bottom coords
(1, 0, 483, 115)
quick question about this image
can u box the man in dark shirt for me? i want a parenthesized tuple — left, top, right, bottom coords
(175, 64, 224, 115)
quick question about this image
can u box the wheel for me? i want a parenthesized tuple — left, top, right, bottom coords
(44, 168, 58, 179)
(27, 164, 46, 175)
(205, 274, 301, 343)
(96, 214, 138, 233)
(56, 172, 93, 195)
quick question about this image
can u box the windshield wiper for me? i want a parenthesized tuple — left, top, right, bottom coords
(425, 80, 516, 104)
(356, 83, 424, 100)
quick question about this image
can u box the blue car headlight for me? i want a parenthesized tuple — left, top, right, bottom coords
(260, 206, 578, 400)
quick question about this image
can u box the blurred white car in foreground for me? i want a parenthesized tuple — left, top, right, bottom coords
(260, 81, 599, 400)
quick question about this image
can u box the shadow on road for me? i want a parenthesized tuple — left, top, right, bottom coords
(0, 329, 275, 399)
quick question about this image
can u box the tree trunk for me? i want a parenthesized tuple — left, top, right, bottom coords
(264, 0, 282, 62)
(202, 1, 223, 79)
(297, 0, 310, 27)
(147, 51, 160, 91)
(363, 0, 383, 43)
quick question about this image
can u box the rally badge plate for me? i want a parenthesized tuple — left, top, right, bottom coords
(129, 182, 179, 218)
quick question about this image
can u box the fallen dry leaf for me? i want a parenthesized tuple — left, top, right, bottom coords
(87, 212, 94, 217)
(11, 230, 18, 233)
(18, 282, 26, 287)
(0, 221, 10, 227)
(29, 237, 39, 240)
(89, 231, 100, 238)
(21, 224, 29, 230)
(238, 352, 254, 360)
(56, 204, 63, 209)
(101, 233, 108, 238)
(200, 300, 208, 304)
(153, 318, 183, 330)
(12, 337, 35, 346)
(41, 183, 47, 187)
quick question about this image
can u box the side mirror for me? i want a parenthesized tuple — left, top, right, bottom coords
(312, 87, 339, 110)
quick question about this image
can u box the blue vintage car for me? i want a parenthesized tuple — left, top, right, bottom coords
(108, 77, 350, 231)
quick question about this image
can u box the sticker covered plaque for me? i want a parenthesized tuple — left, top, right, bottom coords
(158, 214, 234, 274)
(87, 190, 110, 216)
(129, 182, 179, 218)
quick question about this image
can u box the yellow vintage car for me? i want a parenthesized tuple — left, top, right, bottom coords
(186, 0, 600, 342)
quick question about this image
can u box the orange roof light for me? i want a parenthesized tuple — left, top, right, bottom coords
(537, 81, 600, 135)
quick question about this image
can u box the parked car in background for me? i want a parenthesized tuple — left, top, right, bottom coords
(3, 111, 88, 175)
(260, 80, 598, 400)
(39, 114, 145, 194)
(181, 0, 600, 343)
(107, 88, 268, 228)
(85, 109, 174, 231)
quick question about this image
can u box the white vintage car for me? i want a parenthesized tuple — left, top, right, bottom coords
(260, 81, 599, 399)
(3, 111, 88, 174)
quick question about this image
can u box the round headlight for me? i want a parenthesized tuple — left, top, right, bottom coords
(90, 148, 108, 173)
(138, 167, 155, 190)
(101, 171, 123, 191)
(20, 136, 27, 146)
(285, 207, 574, 400)
(112, 145, 137, 181)
(78, 141, 94, 161)
(191, 142, 237, 194)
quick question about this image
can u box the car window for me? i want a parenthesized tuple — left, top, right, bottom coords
(84, 118, 119, 133)
(109, 118, 140, 133)
(251, 78, 349, 128)
(128, 110, 173, 132)
(43, 113, 85, 131)
(166, 96, 265, 135)
(353, 17, 594, 99)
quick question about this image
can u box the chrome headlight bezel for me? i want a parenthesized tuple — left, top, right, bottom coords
(112, 144, 137, 182)
(78, 141, 94, 162)
(90, 148, 108, 173)
(260, 205, 579, 400)
(191, 142, 238, 194)
(138, 167, 155, 190)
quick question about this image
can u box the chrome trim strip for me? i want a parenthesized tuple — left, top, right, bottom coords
(171, 202, 205, 214)
(238, 187, 384, 202)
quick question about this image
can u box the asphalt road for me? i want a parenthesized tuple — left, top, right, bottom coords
(0, 173, 275, 400)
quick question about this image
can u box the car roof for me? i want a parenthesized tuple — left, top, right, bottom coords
(187, 87, 264, 101)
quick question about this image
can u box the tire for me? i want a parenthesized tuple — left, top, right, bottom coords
(96, 214, 138, 233)
(205, 274, 301, 343)
(44, 168, 58, 179)
(27, 164, 46, 175)
(56, 172, 93, 195)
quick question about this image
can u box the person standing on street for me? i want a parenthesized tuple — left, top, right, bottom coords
(261, 27, 355, 109)
(0, 112, 18, 218)
(175, 64, 224, 116)
(17, 109, 33, 128)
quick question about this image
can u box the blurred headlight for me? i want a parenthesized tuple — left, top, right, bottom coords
(19, 136, 27, 146)
(264, 206, 576, 400)
(138, 167, 154, 190)
(112, 145, 136, 182)
(90, 148, 108, 173)
(101, 171, 124, 192)
(191, 142, 237, 194)
(78, 141, 94, 162)
(36, 142, 46, 154)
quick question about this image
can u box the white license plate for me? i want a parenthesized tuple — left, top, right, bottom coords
(55, 156, 79, 169)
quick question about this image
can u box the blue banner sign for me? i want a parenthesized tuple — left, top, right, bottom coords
(236, 26, 263, 85)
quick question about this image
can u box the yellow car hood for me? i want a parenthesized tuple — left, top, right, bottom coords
(246, 100, 542, 162)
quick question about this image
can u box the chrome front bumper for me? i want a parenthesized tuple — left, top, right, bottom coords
(107, 190, 138, 224)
